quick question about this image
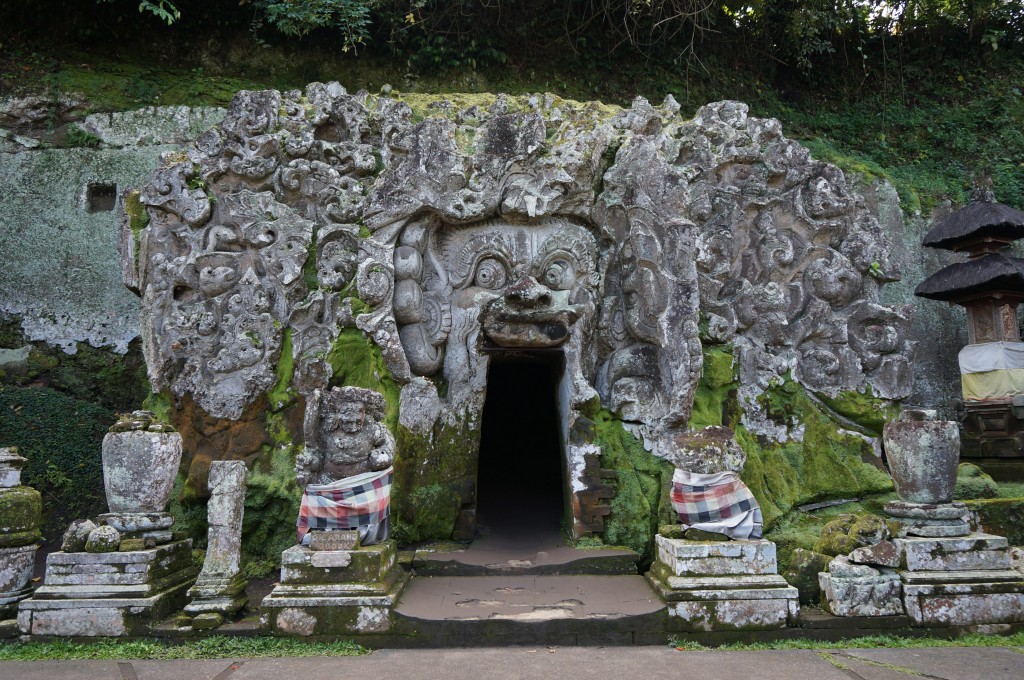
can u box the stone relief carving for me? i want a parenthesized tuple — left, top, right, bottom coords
(295, 386, 395, 487)
(128, 85, 916, 534)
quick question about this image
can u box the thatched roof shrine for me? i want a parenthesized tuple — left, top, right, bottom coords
(922, 200, 1024, 253)
(914, 253, 1024, 301)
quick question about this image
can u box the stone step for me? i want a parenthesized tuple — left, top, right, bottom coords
(411, 531, 639, 577)
(397, 575, 663, 622)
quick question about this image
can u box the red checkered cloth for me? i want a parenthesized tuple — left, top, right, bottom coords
(670, 469, 763, 540)
(297, 467, 393, 543)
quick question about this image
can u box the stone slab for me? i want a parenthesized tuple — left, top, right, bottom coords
(262, 570, 409, 636)
(279, 543, 398, 586)
(654, 536, 777, 576)
(819, 571, 904, 617)
(902, 579, 1024, 626)
(664, 597, 797, 632)
(895, 534, 1010, 572)
(18, 576, 193, 636)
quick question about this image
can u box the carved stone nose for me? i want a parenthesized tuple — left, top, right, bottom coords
(504, 276, 552, 308)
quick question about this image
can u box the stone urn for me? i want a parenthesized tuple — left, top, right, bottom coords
(882, 409, 960, 504)
(102, 412, 182, 514)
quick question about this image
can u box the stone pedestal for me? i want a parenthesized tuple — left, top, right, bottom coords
(262, 540, 409, 636)
(646, 535, 799, 631)
(895, 533, 1024, 627)
(17, 539, 198, 636)
(0, 448, 41, 622)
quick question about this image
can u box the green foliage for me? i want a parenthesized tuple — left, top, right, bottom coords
(0, 386, 112, 538)
(241, 427, 302, 578)
(0, 636, 366, 660)
(258, 0, 372, 52)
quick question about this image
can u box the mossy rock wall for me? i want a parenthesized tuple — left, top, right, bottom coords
(689, 343, 896, 529)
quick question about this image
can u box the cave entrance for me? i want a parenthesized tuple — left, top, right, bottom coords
(475, 351, 567, 541)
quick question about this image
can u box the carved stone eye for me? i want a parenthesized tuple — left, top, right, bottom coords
(474, 258, 507, 290)
(542, 260, 573, 289)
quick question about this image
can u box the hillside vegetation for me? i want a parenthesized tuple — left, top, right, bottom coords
(1, 1, 1022, 213)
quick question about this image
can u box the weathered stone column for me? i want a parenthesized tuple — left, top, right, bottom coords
(184, 460, 249, 629)
(0, 447, 41, 636)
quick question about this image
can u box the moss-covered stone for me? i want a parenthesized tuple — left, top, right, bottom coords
(781, 548, 831, 605)
(813, 513, 896, 556)
(327, 328, 400, 433)
(0, 486, 42, 547)
(954, 462, 999, 500)
(595, 409, 676, 565)
(687, 345, 739, 430)
(817, 387, 900, 436)
(740, 376, 894, 528)
(964, 498, 1024, 546)
(391, 415, 481, 544)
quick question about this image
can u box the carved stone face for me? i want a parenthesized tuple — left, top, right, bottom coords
(443, 219, 597, 349)
(335, 402, 366, 434)
(393, 218, 599, 372)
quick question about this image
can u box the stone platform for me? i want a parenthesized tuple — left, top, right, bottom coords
(261, 541, 409, 636)
(17, 539, 197, 636)
(895, 533, 1024, 627)
(646, 536, 799, 632)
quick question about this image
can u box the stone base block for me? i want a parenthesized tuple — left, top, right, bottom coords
(0, 544, 38, 617)
(655, 536, 778, 577)
(278, 542, 401, 586)
(17, 539, 197, 636)
(900, 570, 1024, 626)
(647, 563, 799, 631)
(18, 576, 194, 636)
(185, 573, 248, 621)
(31, 539, 195, 597)
(262, 540, 409, 636)
(819, 571, 904, 617)
(895, 534, 1010, 572)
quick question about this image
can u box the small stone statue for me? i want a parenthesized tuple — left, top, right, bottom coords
(295, 387, 395, 546)
(667, 425, 763, 540)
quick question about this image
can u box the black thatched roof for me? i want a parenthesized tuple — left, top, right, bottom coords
(923, 200, 1024, 250)
(915, 253, 1024, 301)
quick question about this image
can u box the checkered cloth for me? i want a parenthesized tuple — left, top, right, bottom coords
(297, 467, 393, 543)
(670, 469, 763, 540)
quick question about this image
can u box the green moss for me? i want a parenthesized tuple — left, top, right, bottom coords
(267, 329, 296, 411)
(955, 463, 1000, 500)
(594, 409, 675, 565)
(142, 390, 173, 425)
(124, 189, 149, 237)
(326, 328, 399, 433)
(738, 377, 894, 529)
(812, 513, 897, 556)
(687, 346, 739, 430)
(0, 486, 42, 545)
(817, 388, 900, 436)
(241, 435, 302, 579)
(391, 415, 480, 544)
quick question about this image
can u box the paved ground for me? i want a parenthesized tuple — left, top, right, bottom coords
(2, 645, 1023, 680)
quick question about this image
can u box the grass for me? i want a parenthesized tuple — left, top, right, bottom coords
(671, 631, 1024, 651)
(0, 636, 367, 661)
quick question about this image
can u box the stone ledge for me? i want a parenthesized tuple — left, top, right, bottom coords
(654, 536, 778, 576)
